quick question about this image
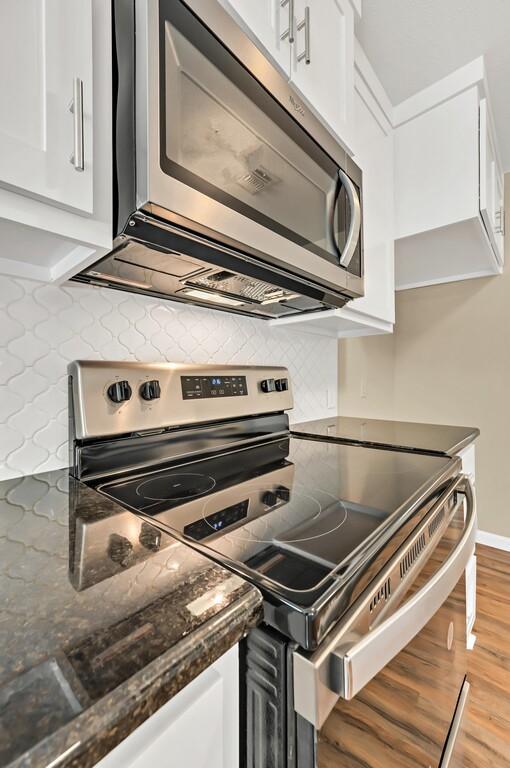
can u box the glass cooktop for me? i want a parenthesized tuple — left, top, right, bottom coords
(97, 436, 455, 600)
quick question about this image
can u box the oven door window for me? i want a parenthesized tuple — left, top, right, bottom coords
(159, 0, 361, 276)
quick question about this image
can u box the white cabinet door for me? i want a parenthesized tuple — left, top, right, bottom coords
(96, 646, 239, 768)
(479, 98, 505, 266)
(0, 1, 93, 214)
(344, 85, 394, 326)
(465, 553, 477, 641)
(290, 0, 354, 145)
(394, 85, 503, 289)
(220, 0, 292, 75)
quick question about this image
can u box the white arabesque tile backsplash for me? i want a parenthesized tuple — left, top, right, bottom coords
(0, 276, 337, 480)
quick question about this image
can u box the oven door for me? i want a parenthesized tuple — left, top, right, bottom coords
(136, 0, 363, 299)
(293, 476, 476, 768)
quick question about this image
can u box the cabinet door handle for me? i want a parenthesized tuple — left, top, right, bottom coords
(280, 0, 295, 43)
(297, 6, 310, 64)
(69, 77, 84, 172)
(495, 206, 505, 235)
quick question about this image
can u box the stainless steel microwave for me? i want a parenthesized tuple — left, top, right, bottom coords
(73, 0, 364, 319)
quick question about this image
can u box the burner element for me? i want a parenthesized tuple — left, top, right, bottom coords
(135, 473, 216, 502)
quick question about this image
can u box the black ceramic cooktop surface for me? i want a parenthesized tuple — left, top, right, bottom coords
(98, 436, 456, 600)
(291, 416, 479, 456)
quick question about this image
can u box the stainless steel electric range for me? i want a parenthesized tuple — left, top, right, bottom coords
(68, 361, 477, 768)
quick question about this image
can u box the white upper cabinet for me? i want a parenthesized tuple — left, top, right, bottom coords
(220, 0, 291, 74)
(479, 98, 505, 266)
(290, 0, 354, 149)
(0, 1, 93, 214)
(394, 61, 504, 289)
(0, 0, 112, 284)
(219, 0, 355, 151)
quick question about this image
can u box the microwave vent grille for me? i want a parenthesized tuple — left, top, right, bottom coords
(186, 271, 295, 304)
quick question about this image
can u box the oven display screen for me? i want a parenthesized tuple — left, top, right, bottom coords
(183, 500, 249, 541)
(181, 375, 248, 400)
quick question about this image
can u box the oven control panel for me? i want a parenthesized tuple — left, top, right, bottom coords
(181, 375, 247, 400)
(69, 362, 293, 439)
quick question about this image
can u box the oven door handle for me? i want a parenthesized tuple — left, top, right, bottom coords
(333, 479, 476, 699)
(330, 168, 361, 269)
(293, 476, 476, 728)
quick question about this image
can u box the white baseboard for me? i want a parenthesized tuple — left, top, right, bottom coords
(476, 529, 510, 552)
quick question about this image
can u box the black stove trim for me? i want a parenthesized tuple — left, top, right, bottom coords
(71, 410, 289, 483)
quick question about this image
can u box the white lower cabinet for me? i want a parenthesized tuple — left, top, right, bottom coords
(96, 646, 239, 768)
(458, 443, 476, 646)
(458, 443, 476, 487)
(465, 553, 477, 643)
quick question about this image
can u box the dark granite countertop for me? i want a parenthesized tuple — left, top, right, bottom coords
(291, 416, 479, 456)
(0, 470, 262, 768)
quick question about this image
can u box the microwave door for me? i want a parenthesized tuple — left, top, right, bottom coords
(162, 16, 339, 262)
(138, 0, 363, 297)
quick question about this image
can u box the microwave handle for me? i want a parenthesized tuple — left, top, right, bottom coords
(330, 168, 361, 268)
(293, 476, 476, 728)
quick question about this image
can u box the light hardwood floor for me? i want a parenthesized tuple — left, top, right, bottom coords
(458, 544, 510, 767)
(318, 544, 510, 767)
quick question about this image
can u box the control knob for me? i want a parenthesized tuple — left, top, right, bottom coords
(140, 379, 161, 401)
(275, 378, 289, 392)
(260, 378, 276, 393)
(107, 380, 132, 403)
(262, 490, 278, 507)
(275, 485, 290, 502)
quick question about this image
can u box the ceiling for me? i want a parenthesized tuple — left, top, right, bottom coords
(356, 0, 510, 169)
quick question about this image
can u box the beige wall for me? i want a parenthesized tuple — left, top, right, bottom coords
(338, 175, 510, 537)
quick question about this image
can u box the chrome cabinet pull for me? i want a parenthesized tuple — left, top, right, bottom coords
(495, 206, 505, 235)
(280, 0, 295, 43)
(330, 168, 362, 269)
(297, 6, 310, 64)
(69, 77, 84, 172)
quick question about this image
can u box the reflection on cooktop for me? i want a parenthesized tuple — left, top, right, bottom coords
(100, 439, 290, 514)
(135, 472, 216, 503)
(97, 435, 452, 597)
(184, 499, 249, 541)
